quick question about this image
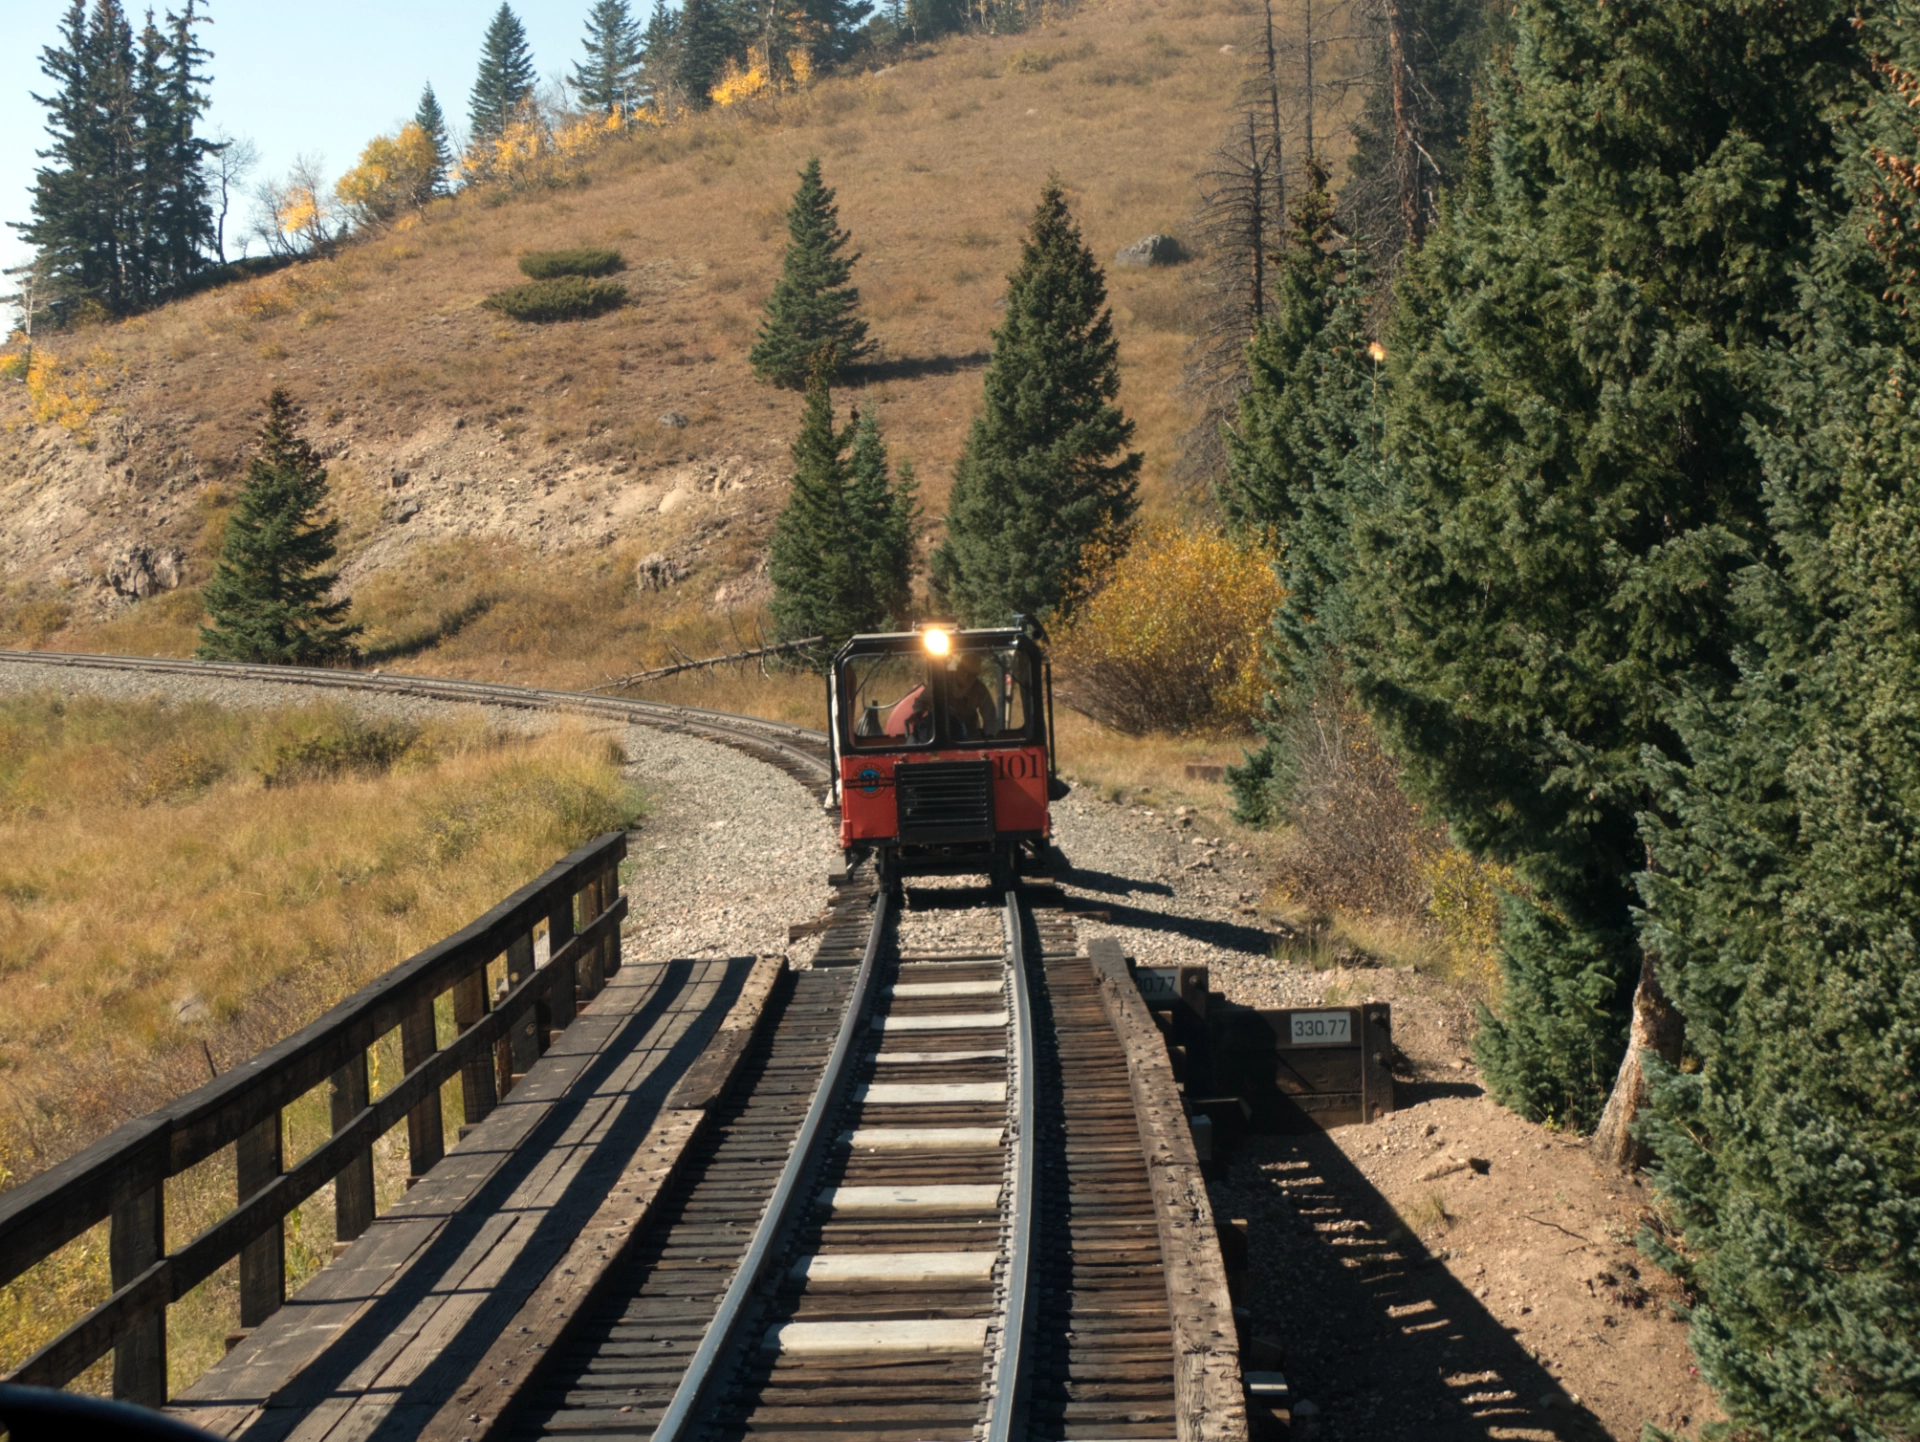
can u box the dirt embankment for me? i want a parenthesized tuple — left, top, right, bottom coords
(1051, 788, 1719, 1440)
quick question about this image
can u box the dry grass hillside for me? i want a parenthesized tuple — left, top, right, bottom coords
(0, 0, 1308, 692)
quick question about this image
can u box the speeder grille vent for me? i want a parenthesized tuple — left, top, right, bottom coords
(894, 760, 995, 845)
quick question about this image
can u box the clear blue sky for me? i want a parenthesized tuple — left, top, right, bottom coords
(3, 0, 617, 294)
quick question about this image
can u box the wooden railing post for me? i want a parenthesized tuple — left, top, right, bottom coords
(400, 997, 444, 1184)
(601, 863, 621, 979)
(454, 962, 497, 1133)
(109, 1173, 166, 1406)
(508, 932, 540, 1075)
(236, 1111, 284, 1330)
(547, 890, 578, 1032)
(578, 873, 605, 1002)
(329, 1055, 375, 1247)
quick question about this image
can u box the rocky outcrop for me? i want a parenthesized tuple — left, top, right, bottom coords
(105, 544, 185, 599)
(636, 552, 691, 591)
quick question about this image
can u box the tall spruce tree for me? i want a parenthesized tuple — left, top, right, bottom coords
(1353, 0, 1867, 1129)
(798, 0, 876, 65)
(930, 181, 1140, 626)
(469, 5, 536, 144)
(135, 1, 216, 301)
(846, 404, 919, 629)
(637, 0, 680, 111)
(749, 158, 872, 388)
(674, 0, 735, 109)
(768, 380, 916, 648)
(1219, 165, 1386, 826)
(1628, 25, 1920, 1434)
(198, 390, 360, 665)
(19, 0, 215, 317)
(573, 0, 643, 114)
(414, 84, 453, 195)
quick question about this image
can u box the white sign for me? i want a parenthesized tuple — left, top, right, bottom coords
(1289, 1010, 1352, 1046)
(1135, 968, 1182, 1003)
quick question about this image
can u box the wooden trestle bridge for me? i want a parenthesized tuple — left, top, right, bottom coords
(0, 654, 1252, 1442)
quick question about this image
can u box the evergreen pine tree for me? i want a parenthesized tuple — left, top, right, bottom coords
(23, 0, 138, 315)
(930, 181, 1140, 626)
(797, 0, 875, 65)
(846, 404, 919, 629)
(674, 0, 735, 109)
(1627, 27, 1920, 1433)
(767, 378, 864, 649)
(414, 84, 453, 195)
(638, 0, 681, 111)
(573, 0, 644, 115)
(469, 5, 536, 144)
(749, 158, 872, 388)
(1352, 0, 1867, 1127)
(1218, 164, 1386, 825)
(198, 390, 360, 665)
(20, 0, 218, 317)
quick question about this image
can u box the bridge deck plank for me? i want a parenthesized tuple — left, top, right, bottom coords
(167, 955, 758, 1441)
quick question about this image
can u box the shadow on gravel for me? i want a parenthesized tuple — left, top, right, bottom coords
(1052, 864, 1176, 899)
(1078, 896, 1279, 957)
(849, 349, 991, 382)
(1397, 1078, 1489, 1106)
(902, 882, 1002, 910)
(1222, 1126, 1612, 1441)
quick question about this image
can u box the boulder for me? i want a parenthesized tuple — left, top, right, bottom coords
(636, 553, 690, 592)
(657, 411, 689, 429)
(105, 544, 185, 599)
(1114, 233, 1183, 267)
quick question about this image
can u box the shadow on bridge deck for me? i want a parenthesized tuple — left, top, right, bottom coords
(169, 956, 756, 1442)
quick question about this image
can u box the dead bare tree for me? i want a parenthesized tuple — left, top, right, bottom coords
(1338, 0, 1500, 277)
(2, 255, 65, 377)
(1178, 0, 1374, 494)
(592, 635, 826, 690)
(202, 130, 259, 265)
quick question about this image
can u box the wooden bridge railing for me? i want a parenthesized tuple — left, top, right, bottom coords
(0, 831, 629, 1406)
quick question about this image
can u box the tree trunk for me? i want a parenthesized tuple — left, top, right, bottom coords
(1591, 950, 1684, 1172)
(1386, 0, 1420, 249)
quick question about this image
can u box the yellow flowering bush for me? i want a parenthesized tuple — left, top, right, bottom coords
(711, 46, 775, 107)
(335, 122, 441, 226)
(1417, 844, 1515, 997)
(710, 43, 816, 108)
(459, 103, 625, 192)
(10, 348, 115, 443)
(1052, 524, 1282, 735)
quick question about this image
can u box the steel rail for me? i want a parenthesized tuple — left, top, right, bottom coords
(988, 883, 1039, 1442)
(0, 649, 831, 778)
(647, 884, 893, 1442)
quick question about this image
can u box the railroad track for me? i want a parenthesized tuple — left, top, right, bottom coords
(502, 874, 1178, 1442)
(0, 649, 1239, 1441)
(0, 649, 834, 799)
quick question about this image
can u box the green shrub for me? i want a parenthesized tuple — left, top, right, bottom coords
(517, 248, 624, 279)
(254, 712, 421, 788)
(482, 276, 626, 323)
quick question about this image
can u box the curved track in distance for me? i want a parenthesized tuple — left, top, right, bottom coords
(0, 649, 834, 798)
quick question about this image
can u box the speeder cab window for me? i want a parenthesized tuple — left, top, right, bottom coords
(847, 652, 931, 746)
(944, 647, 1030, 742)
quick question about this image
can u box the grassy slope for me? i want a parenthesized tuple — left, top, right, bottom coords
(0, 0, 1300, 696)
(0, 695, 640, 1391)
